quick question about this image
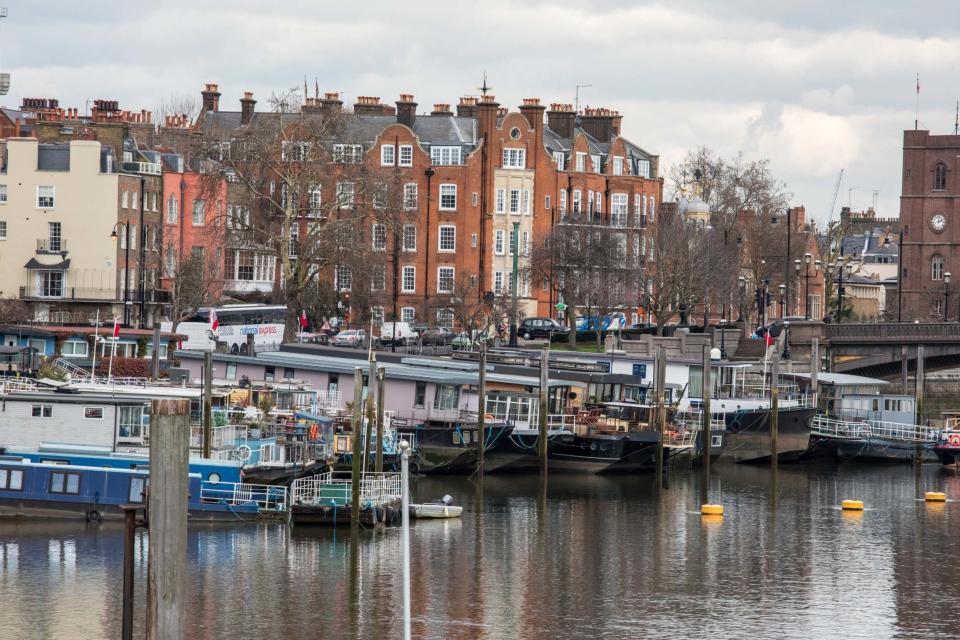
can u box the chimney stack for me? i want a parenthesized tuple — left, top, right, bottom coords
(579, 107, 615, 142)
(431, 103, 453, 116)
(396, 93, 417, 128)
(475, 94, 500, 140)
(457, 97, 478, 118)
(519, 98, 545, 131)
(354, 95, 386, 116)
(546, 103, 575, 138)
(319, 92, 343, 116)
(240, 91, 256, 125)
(611, 111, 622, 137)
(201, 83, 221, 112)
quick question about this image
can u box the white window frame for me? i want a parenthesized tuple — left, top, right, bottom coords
(399, 145, 413, 167)
(192, 199, 205, 226)
(649, 196, 656, 221)
(575, 153, 586, 172)
(493, 271, 504, 295)
(522, 189, 530, 215)
(637, 160, 651, 179)
(611, 193, 628, 227)
(494, 229, 505, 255)
(121, 190, 128, 209)
(572, 190, 582, 213)
(591, 154, 601, 173)
(332, 144, 363, 164)
(553, 152, 565, 171)
(0, 184, 7, 204)
(61, 340, 89, 358)
(495, 188, 505, 214)
(439, 184, 457, 211)
(401, 266, 416, 293)
(372, 224, 387, 251)
(402, 224, 417, 251)
(401, 307, 416, 323)
(613, 156, 624, 176)
(336, 181, 354, 208)
(559, 190, 567, 212)
(509, 189, 520, 214)
(403, 183, 418, 210)
(437, 266, 455, 294)
(502, 148, 526, 169)
(381, 144, 395, 166)
(431, 146, 462, 166)
(438, 225, 456, 252)
(37, 185, 55, 209)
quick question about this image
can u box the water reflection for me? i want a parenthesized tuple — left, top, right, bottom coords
(1, 465, 959, 639)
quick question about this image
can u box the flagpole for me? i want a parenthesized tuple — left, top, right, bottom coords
(108, 337, 116, 383)
(90, 309, 100, 384)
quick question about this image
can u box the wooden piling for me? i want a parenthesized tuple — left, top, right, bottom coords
(701, 344, 711, 505)
(539, 344, 549, 476)
(770, 350, 780, 467)
(901, 345, 909, 395)
(375, 366, 385, 473)
(362, 354, 376, 472)
(916, 345, 925, 464)
(654, 345, 666, 491)
(146, 399, 190, 640)
(810, 338, 819, 411)
(151, 323, 162, 381)
(121, 507, 137, 640)
(477, 342, 487, 474)
(350, 367, 364, 526)
(202, 350, 213, 459)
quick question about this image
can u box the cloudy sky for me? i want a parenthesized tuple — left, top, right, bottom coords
(8, 1, 960, 222)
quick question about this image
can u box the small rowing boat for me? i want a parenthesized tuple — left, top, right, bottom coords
(411, 494, 462, 519)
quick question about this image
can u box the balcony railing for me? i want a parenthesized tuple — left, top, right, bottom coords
(20, 285, 117, 301)
(121, 161, 162, 176)
(36, 238, 67, 254)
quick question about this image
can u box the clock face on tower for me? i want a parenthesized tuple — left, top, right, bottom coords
(932, 214, 947, 233)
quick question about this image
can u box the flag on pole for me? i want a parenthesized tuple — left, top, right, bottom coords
(765, 332, 775, 348)
(299, 310, 308, 330)
(210, 309, 219, 331)
(112, 317, 120, 339)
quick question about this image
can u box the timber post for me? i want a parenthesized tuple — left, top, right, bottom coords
(351, 367, 364, 526)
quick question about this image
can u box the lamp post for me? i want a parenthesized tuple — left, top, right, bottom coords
(778, 283, 786, 319)
(771, 207, 793, 324)
(110, 222, 130, 326)
(737, 275, 746, 325)
(944, 272, 952, 322)
(882, 230, 904, 322)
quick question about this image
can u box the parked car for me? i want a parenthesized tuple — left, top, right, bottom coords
(451, 329, 490, 349)
(380, 321, 419, 346)
(420, 327, 455, 345)
(332, 329, 371, 348)
(518, 317, 570, 340)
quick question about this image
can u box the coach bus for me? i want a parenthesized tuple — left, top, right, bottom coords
(163, 304, 286, 353)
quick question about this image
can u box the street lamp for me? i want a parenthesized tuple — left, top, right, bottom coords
(797, 253, 820, 320)
(778, 283, 786, 318)
(737, 275, 746, 324)
(944, 272, 952, 322)
(770, 207, 794, 326)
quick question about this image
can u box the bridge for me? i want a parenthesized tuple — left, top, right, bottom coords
(817, 323, 960, 379)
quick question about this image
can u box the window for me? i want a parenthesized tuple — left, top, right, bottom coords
(402, 224, 417, 251)
(371, 265, 386, 291)
(129, 224, 137, 251)
(192, 200, 205, 225)
(431, 146, 461, 166)
(40, 271, 63, 298)
(131, 191, 139, 211)
(335, 265, 352, 291)
(495, 188, 506, 214)
(596, 192, 603, 213)
(935, 162, 948, 191)
(288, 224, 298, 257)
(167, 194, 178, 224)
(436, 308, 454, 328)
(152, 193, 158, 212)
(494, 229, 505, 255)
(47, 222, 62, 252)
(399, 145, 413, 166)
(649, 196, 656, 221)
(434, 384, 460, 410)
(439, 184, 457, 210)
(62, 340, 89, 358)
(0, 184, 6, 203)
(613, 156, 624, 176)
(572, 190, 582, 213)
(414, 381, 426, 407)
(559, 190, 567, 212)
(83, 407, 104, 419)
(32, 404, 53, 417)
(309, 186, 322, 216)
(588, 191, 594, 214)
(611, 193, 628, 227)
(371, 306, 384, 326)
(121, 190, 128, 209)
(494, 271, 504, 294)
(372, 224, 387, 250)
(0, 221, 5, 240)
(401, 307, 416, 323)
(403, 183, 418, 210)
(336, 181, 354, 207)
(502, 148, 526, 169)
(264, 366, 276, 382)
(522, 189, 530, 214)
(402, 266, 416, 293)
(50, 472, 80, 495)
(438, 266, 455, 293)
(932, 255, 945, 280)
(0, 468, 23, 491)
(591, 155, 601, 173)
(284, 367, 295, 379)
(381, 144, 395, 166)
(438, 225, 456, 252)
(553, 151, 565, 170)
(522, 231, 530, 256)
(545, 195, 551, 210)
(333, 144, 363, 164)
(117, 406, 145, 440)
(37, 185, 55, 209)
(509, 189, 520, 214)
(575, 153, 586, 172)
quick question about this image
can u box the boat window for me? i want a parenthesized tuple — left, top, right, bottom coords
(414, 381, 426, 408)
(0, 468, 23, 490)
(118, 406, 145, 442)
(50, 471, 80, 494)
(40, 459, 69, 465)
(84, 407, 104, 419)
(434, 384, 460, 411)
(208, 473, 221, 484)
(129, 477, 147, 503)
(31, 404, 53, 418)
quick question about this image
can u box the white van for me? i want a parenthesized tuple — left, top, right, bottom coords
(379, 322, 419, 346)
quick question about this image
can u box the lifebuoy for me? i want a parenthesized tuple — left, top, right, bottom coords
(86, 509, 102, 523)
(485, 414, 495, 423)
(237, 444, 253, 462)
(948, 434, 960, 447)
(309, 424, 319, 440)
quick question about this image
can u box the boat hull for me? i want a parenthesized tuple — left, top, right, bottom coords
(935, 445, 960, 467)
(0, 498, 269, 522)
(811, 435, 935, 463)
(722, 407, 815, 463)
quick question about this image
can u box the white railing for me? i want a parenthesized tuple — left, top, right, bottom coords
(812, 415, 938, 444)
(547, 414, 579, 433)
(290, 471, 401, 507)
(316, 390, 343, 414)
(199, 482, 288, 512)
(122, 160, 162, 175)
(0, 378, 39, 393)
(189, 425, 241, 449)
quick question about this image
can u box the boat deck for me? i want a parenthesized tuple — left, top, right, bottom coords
(288, 471, 402, 527)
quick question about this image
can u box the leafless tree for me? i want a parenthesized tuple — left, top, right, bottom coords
(429, 270, 498, 340)
(160, 245, 221, 332)
(0, 298, 29, 325)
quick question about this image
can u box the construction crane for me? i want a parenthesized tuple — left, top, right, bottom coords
(826, 169, 843, 224)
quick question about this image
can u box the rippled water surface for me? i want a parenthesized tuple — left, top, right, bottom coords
(2, 464, 960, 640)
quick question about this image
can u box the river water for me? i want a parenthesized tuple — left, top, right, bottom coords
(2, 464, 959, 640)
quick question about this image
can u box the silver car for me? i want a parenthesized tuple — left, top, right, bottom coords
(332, 329, 368, 348)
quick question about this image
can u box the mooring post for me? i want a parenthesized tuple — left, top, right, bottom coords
(539, 345, 549, 476)
(146, 398, 189, 640)
(151, 323, 162, 381)
(654, 345, 666, 491)
(701, 344, 711, 505)
(399, 439, 412, 640)
(375, 365, 385, 473)
(350, 367, 364, 526)
(810, 337, 819, 412)
(362, 353, 377, 473)
(121, 506, 137, 640)
(477, 341, 487, 474)
(916, 345, 925, 465)
(202, 350, 212, 459)
(770, 350, 780, 469)
(901, 345, 909, 395)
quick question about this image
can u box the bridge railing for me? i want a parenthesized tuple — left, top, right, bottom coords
(826, 323, 960, 342)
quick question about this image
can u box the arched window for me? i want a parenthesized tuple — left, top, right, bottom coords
(934, 163, 948, 191)
(166, 193, 178, 224)
(932, 255, 944, 280)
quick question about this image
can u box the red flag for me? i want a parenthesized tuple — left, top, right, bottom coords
(299, 310, 308, 329)
(765, 332, 775, 347)
(210, 309, 219, 331)
(112, 318, 120, 339)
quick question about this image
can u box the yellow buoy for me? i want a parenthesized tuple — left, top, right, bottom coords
(841, 499, 864, 511)
(925, 491, 947, 502)
(700, 504, 724, 516)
